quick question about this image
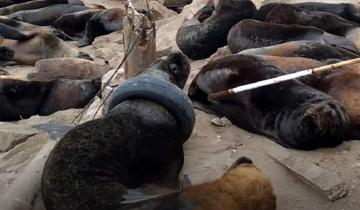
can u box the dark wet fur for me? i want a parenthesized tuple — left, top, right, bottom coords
(227, 19, 358, 53)
(293, 2, 360, 24)
(176, 0, 256, 59)
(77, 8, 124, 47)
(258, 3, 357, 36)
(188, 54, 349, 150)
(0, 79, 100, 121)
(41, 52, 191, 210)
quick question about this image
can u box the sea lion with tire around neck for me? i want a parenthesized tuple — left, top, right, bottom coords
(175, 0, 257, 59)
(188, 54, 349, 150)
(41, 52, 196, 210)
(227, 19, 359, 54)
(255, 3, 360, 50)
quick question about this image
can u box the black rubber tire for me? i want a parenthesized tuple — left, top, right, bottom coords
(107, 76, 195, 141)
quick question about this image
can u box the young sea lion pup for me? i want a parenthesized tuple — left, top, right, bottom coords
(188, 54, 349, 150)
(120, 156, 276, 210)
(176, 0, 256, 59)
(41, 52, 195, 210)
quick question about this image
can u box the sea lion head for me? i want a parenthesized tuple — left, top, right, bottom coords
(163, 51, 190, 88)
(226, 156, 254, 172)
(292, 100, 349, 149)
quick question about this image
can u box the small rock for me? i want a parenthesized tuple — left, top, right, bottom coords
(211, 116, 232, 127)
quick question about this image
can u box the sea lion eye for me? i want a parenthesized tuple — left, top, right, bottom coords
(169, 64, 178, 73)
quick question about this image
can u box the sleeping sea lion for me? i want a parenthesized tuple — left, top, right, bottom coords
(176, 0, 256, 59)
(188, 54, 349, 150)
(253, 55, 360, 140)
(53, 9, 103, 39)
(8, 4, 89, 26)
(41, 52, 195, 210)
(239, 41, 360, 61)
(0, 0, 68, 16)
(120, 157, 276, 210)
(292, 2, 360, 24)
(227, 19, 359, 54)
(0, 0, 31, 8)
(1, 32, 90, 65)
(256, 3, 360, 50)
(77, 8, 125, 47)
(0, 16, 64, 38)
(0, 78, 100, 121)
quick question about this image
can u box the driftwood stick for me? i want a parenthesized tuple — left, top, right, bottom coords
(208, 57, 360, 101)
(123, 0, 156, 79)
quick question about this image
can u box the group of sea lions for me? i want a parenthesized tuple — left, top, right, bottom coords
(0, 0, 128, 120)
(179, 0, 360, 150)
(41, 52, 276, 210)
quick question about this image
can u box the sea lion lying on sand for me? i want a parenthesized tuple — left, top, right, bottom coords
(8, 4, 88, 26)
(292, 2, 360, 24)
(1, 32, 90, 65)
(0, 78, 100, 121)
(176, 0, 256, 59)
(256, 3, 360, 50)
(0, 0, 68, 16)
(227, 19, 359, 54)
(239, 41, 360, 61)
(77, 8, 125, 47)
(120, 157, 276, 210)
(188, 54, 349, 150)
(53, 9, 103, 39)
(41, 52, 195, 210)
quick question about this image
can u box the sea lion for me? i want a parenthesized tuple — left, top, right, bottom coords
(0, 78, 100, 121)
(227, 19, 359, 54)
(8, 4, 89, 26)
(176, 0, 256, 59)
(292, 2, 360, 24)
(0, 16, 64, 38)
(188, 54, 349, 150)
(120, 157, 276, 210)
(239, 41, 360, 61)
(77, 8, 125, 47)
(41, 52, 194, 210)
(53, 9, 103, 39)
(1, 32, 90, 65)
(0, 0, 31, 8)
(0, 0, 68, 16)
(256, 3, 360, 50)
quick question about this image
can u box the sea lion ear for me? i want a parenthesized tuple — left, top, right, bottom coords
(226, 156, 253, 171)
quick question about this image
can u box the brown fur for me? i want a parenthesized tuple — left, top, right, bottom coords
(316, 71, 360, 139)
(181, 162, 276, 210)
(1, 32, 89, 65)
